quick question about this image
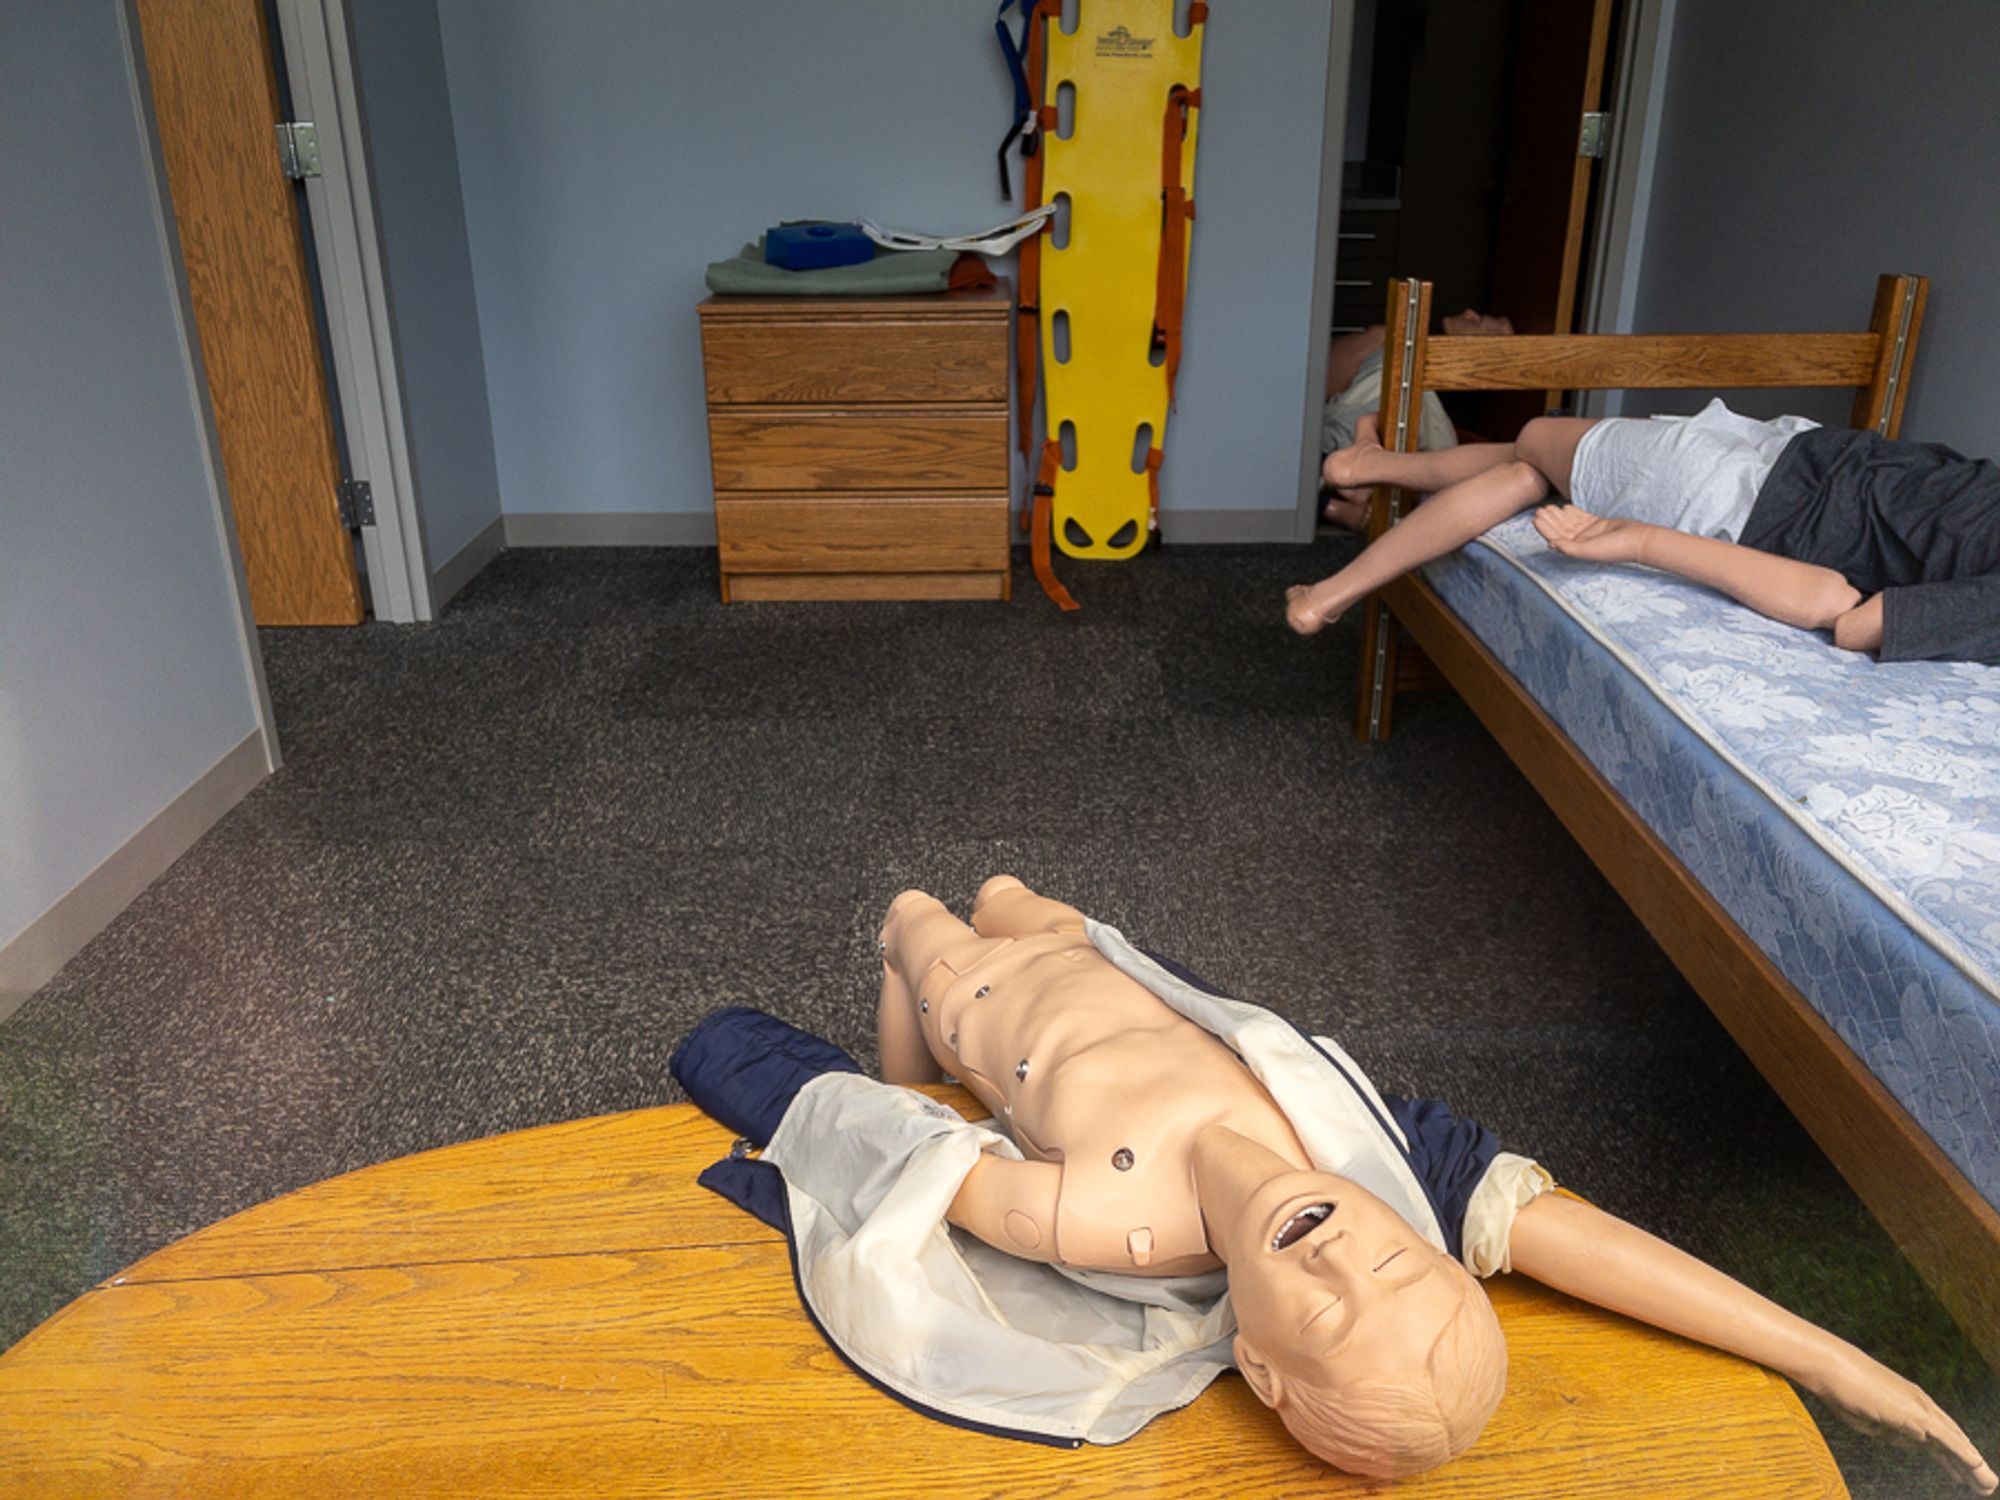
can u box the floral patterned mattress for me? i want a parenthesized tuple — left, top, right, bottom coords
(1425, 514, 2000, 1209)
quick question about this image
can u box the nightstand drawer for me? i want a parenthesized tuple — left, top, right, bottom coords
(716, 493, 1009, 574)
(701, 317, 1008, 405)
(708, 406, 1008, 491)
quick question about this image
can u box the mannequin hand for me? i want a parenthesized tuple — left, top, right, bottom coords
(1533, 505, 1652, 564)
(1798, 1345, 1995, 1493)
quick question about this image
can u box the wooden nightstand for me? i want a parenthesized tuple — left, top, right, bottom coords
(698, 285, 1013, 602)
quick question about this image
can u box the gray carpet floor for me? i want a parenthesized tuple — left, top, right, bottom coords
(2, 540, 1992, 1495)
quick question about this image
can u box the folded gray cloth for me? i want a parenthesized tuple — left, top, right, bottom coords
(704, 237, 964, 296)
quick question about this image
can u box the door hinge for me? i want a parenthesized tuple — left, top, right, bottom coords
(276, 121, 322, 180)
(1578, 111, 1612, 160)
(337, 479, 375, 529)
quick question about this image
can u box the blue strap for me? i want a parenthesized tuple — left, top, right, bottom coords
(993, 0, 1041, 197)
(995, 0, 1033, 119)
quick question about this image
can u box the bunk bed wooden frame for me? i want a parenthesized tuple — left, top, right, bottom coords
(1350, 274, 2000, 1370)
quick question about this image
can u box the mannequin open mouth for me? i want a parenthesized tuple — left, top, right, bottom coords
(1271, 1202, 1333, 1251)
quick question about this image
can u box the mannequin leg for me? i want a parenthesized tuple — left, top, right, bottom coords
(878, 890, 993, 1084)
(970, 875, 1087, 939)
(1286, 459, 1550, 634)
(1323, 413, 1520, 494)
(878, 957, 940, 1084)
(1288, 416, 1601, 635)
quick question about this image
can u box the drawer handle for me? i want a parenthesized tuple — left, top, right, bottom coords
(1337, 231, 1377, 242)
(1334, 278, 1375, 288)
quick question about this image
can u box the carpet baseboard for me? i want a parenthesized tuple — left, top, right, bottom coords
(497, 508, 1304, 549)
(503, 512, 719, 547)
(430, 515, 507, 609)
(0, 730, 270, 1016)
(1157, 507, 1304, 545)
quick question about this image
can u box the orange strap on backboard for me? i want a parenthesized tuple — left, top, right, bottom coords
(1033, 438, 1081, 610)
(1152, 85, 1200, 407)
(1014, 4, 1055, 461)
(1143, 445, 1165, 532)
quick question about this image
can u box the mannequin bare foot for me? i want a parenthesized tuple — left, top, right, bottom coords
(1534, 505, 1653, 564)
(1321, 412, 1382, 493)
(1320, 486, 1372, 532)
(1285, 582, 1343, 636)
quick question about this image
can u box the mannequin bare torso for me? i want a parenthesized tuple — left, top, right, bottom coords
(878, 880, 1312, 1275)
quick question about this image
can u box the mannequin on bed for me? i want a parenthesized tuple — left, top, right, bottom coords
(1285, 403, 2000, 665)
(878, 876, 1994, 1489)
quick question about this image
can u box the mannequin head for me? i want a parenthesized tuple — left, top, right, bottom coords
(1440, 307, 1515, 339)
(1193, 1126, 1508, 1477)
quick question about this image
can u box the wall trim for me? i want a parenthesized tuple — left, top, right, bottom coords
(1159, 507, 1302, 545)
(498, 509, 1299, 549)
(503, 512, 719, 547)
(0, 730, 270, 1017)
(429, 513, 506, 608)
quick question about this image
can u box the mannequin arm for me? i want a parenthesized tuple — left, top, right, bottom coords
(1509, 1194, 1995, 1493)
(1533, 508, 1863, 633)
(946, 1151, 1064, 1263)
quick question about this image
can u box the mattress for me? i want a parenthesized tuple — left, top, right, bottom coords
(1422, 514, 2000, 1210)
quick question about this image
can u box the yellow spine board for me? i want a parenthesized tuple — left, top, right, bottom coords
(1039, 2, 1203, 559)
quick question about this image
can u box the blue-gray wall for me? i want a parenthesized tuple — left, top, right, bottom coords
(432, 0, 1335, 530)
(1628, 0, 2000, 442)
(346, 0, 503, 569)
(0, 0, 265, 948)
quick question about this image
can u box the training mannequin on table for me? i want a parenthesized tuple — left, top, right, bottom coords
(1286, 401, 2000, 665)
(674, 879, 1994, 1489)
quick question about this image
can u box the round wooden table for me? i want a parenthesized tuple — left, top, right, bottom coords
(0, 1091, 1847, 1497)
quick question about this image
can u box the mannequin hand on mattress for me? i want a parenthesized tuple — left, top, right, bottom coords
(1532, 504, 1653, 564)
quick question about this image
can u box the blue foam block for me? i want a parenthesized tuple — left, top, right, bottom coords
(764, 223, 875, 270)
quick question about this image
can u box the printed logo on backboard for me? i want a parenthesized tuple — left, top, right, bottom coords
(1095, 24, 1156, 57)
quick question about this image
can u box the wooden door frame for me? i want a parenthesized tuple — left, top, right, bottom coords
(271, 0, 434, 622)
(1306, 0, 1682, 444)
(1295, 1, 1359, 542)
(1572, 0, 1679, 413)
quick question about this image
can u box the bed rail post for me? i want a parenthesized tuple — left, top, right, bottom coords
(1849, 273, 1928, 438)
(1354, 278, 1432, 742)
